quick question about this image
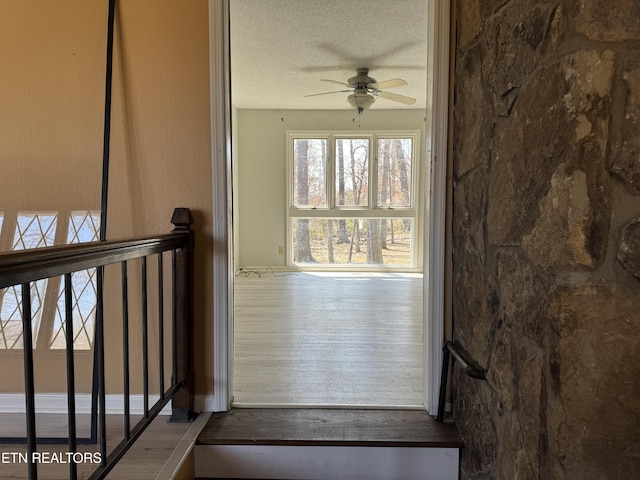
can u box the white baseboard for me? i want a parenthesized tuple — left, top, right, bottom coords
(0, 393, 172, 415)
(0, 392, 225, 416)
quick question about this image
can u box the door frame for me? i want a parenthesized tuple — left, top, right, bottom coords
(206, 0, 450, 414)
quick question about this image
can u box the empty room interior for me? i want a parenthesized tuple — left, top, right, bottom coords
(230, 0, 431, 409)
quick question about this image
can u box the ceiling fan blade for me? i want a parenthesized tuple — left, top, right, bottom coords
(305, 90, 351, 98)
(321, 79, 352, 87)
(376, 91, 417, 105)
(371, 78, 408, 90)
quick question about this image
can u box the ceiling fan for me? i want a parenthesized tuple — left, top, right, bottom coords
(305, 68, 417, 115)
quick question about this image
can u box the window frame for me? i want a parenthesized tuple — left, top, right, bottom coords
(286, 130, 421, 270)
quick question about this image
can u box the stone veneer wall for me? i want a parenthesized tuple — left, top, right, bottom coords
(451, 1, 640, 478)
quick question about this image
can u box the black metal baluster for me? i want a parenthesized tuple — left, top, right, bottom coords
(121, 262, 130, 439)
(141, 257, 149, 417)
(95, 267, 107, 466)
(64, 274, 78, 480)
(21, 283, 37, 480)
(158, 254, 165, 399)
(171, 250, 177, 387)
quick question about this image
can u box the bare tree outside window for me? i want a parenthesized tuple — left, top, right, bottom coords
(336, 138, 369, 207)
(293, 139, 321, 262)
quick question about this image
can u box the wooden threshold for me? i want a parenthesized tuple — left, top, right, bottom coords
(196, 408, 462, 448)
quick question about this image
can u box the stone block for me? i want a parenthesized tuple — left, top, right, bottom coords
(611, 68, 640, 195)
(453, 169, 497, 367)
(487, 62, 569, 245)
(547, 284, 640, 479)
(456, 0, 482, 53)
(522, 167, 606, 270)
(480, 3, 555, 116)
(571, 0, 640, 41)
(486, 326, 516, 410)
(496, 248, 548, 344)
(454, 43, 493, 178)
(488, 50, 613, 248)
(454, 371, 499, 478)
(617, 217, 640, 280)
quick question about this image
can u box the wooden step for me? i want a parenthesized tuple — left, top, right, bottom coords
(197, 408, 461, 447)
(194, 409, 461, 479)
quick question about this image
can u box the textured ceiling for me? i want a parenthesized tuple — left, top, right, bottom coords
(230, 0, 429, 110)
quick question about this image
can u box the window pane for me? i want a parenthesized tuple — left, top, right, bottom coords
(335, 138, 369, 207)
(292, 218, 412, 266)
(293, 138, 327, 207)
(0, 213, 58, 349)
(51, 212, 100, 350)
(13, 213, 57, 250)
(377, 138, 413, 207)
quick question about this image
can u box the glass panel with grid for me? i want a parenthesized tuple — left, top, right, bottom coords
(50, 212, 100, 349)
(293, 138, 327, 208)
(377, 138, 413, 207)
(0, 213, 58, 349)
(335, 138, 369, 207)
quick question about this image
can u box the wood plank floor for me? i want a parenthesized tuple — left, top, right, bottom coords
(0, 413, 193, 479)
(233, 272, 424, 407)
(197, 408, 461, 448)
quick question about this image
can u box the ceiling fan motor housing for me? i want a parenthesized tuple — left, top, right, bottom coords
(348, 68, 376, 89)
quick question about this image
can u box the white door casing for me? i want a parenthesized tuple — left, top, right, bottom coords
(207, 0, 450, 413)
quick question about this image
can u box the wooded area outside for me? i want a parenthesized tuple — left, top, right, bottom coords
(293, 218, 413, 266)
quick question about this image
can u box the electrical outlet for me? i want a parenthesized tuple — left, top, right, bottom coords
(278, 245, 285, 255)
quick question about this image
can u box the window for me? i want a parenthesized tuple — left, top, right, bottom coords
(50, 212, 100, 349)
(0, 211, 100, 350)
(288, 131, 420, 269)
(0, 213, 58, 349)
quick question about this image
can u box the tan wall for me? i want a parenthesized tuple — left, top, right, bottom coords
(0, 1, 213, 398)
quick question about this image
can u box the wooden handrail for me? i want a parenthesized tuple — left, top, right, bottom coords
(436, 341, 486, 422)
(0, 234, 187, 288)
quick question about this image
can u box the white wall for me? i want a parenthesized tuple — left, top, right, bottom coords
(234, 108, 427, 268)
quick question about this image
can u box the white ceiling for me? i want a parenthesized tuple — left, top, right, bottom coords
(230, 0, 429, 110)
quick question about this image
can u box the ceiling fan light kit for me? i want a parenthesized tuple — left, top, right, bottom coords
(347, 92, 376, 114)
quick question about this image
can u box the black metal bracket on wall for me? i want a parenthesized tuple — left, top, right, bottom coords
(436, 341, 487, 423)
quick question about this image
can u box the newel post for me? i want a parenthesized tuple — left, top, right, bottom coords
(170, 208, 196, 422)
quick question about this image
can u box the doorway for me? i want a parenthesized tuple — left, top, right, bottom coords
(230, 0, 428, 409)
(208, 0, 450, 413)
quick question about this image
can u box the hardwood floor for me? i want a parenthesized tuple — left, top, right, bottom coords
(233, 272, 424, 407)
(0, 412, 207, 479)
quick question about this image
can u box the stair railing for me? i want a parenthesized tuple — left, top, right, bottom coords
(0, 207, 196, 480)
(436, 341, 486, 422)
